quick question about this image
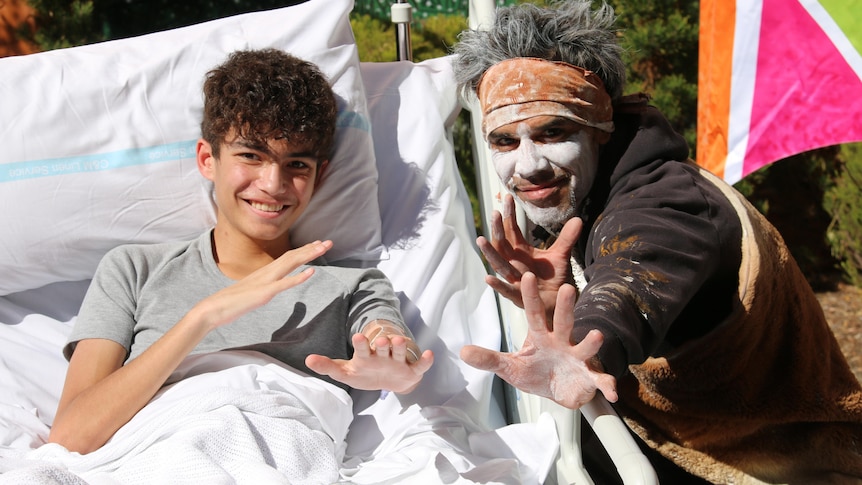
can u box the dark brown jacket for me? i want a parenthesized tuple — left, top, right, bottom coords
(575, 95, 862, 484)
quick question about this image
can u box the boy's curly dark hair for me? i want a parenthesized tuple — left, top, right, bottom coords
(201, 48, 338, 162)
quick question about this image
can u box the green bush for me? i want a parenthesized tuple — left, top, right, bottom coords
(23, 0, 98, 50)
(350, 13, 399, 62)
(734, 147, 844, 289)
(613, 0, 699, 155)
(353, 0, 517, 21)
(410, 14, 467, 61)
(350, 11, 467, 62)
(825, 143, 862, 286)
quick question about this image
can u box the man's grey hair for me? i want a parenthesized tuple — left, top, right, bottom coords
(452, 0, 626, 101)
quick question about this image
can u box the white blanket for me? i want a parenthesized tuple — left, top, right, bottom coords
(0, 351, 352, 484)
(0, 350, 559, 484)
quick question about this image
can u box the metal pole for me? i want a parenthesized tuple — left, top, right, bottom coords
(391, 1, 413, 61)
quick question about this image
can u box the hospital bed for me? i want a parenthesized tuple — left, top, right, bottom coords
(0, 0, 655, 483)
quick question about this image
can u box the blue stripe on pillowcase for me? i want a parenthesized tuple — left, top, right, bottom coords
(1, 140, 197, 183)
(1, 110, 370, 183)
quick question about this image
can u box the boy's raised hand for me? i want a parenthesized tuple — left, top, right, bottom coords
(196, 240, 332, 331)
(305, 322, 433, 394)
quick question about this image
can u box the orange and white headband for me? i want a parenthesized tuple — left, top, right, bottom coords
(477, 58, 614, 137)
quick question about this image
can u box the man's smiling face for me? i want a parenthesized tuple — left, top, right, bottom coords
(488, 115, 601, 231)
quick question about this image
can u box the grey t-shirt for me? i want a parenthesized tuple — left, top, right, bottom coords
(65, 231, 407, 389)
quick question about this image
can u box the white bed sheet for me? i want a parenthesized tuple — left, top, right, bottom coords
(2, 351, 352, 484)
(0, 57, 560, 484)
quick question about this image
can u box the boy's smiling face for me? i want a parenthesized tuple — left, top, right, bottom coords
(198, 129, 326, 251)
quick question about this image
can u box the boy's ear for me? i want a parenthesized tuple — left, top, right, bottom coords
(197, 139, 216, 181)
(314, 159, 330, 187)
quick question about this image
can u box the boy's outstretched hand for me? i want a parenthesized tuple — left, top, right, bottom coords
(305, 321, 433, 394)
(460, 272, 617, 410)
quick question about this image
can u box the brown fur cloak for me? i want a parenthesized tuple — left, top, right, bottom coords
(616, 169, 862, 485)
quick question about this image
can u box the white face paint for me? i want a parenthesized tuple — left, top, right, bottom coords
(488, 116, 601, 230)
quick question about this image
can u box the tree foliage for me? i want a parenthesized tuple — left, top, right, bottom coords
(92, 1, 306, 41)
(350, 13, 400, 62)
(824, 143, 862, 286)
(23, 0, 98, 50)
(610, 0, 699, 152)
(735, 147, 844, 289)
(350, 8, 467, 63)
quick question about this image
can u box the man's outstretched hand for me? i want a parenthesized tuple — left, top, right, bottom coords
(477, 194, 581, 316)
(461, 272, 617, 409)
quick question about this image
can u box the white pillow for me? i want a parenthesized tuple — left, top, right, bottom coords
(0, 0, 383, 296)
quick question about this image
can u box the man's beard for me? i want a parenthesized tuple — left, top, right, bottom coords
(519, 190, 578, 235)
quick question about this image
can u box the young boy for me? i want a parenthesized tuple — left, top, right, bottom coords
(48, 48, 433, 455)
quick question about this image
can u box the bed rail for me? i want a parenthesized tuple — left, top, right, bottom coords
(391, 0, 413, 61)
